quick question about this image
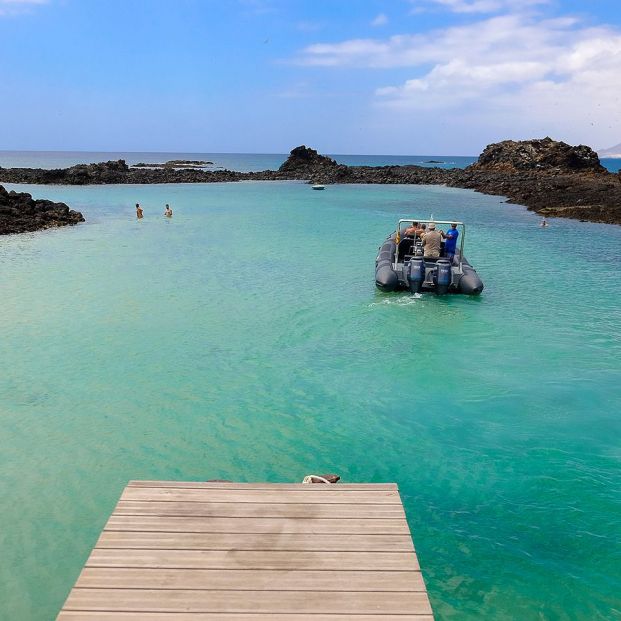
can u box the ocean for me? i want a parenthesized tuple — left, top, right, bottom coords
(1, 152, 620, 620)
(1, 149, 620, 173)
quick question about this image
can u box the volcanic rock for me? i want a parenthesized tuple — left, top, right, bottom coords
(0, 139, 619, 225)
(277, 145, 351, 183)
(471, 137, 606, 174)
(0, 185, 84, 235)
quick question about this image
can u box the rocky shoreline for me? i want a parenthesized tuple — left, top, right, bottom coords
(0, 185, 84, 235)
(1, 138, 619, 226)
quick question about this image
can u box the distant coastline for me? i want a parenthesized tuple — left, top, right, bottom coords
(598, 141, 621, 159)
(1, 138, 620, 231)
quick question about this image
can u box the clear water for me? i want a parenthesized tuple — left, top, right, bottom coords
(2, 150, 619, 172)
(1, 180, 620, 620)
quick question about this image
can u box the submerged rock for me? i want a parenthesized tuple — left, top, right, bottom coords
(0, 185, 84, 235)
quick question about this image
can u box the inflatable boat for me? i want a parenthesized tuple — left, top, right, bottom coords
(375, 218, 484, 295)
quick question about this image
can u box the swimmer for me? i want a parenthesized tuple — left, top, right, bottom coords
(164, 204, 173, 217)
(136, 203, 143, 219)
(540, 218, 548, 227)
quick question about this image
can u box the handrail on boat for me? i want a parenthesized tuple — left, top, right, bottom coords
(395, 218, 466, 267)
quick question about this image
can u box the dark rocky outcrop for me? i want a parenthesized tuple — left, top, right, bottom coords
(472, 137, 606, 174)
(448, 139, 620, 224)
(0, 185, 84, 235)
(0, 160, 247, 184)
(1, 139, 619, 225)
(288, 139, 621, 224)
(277, 145, 341, 177)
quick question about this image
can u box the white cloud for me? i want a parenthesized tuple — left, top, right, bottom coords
(0, 0, 48, 16)
(410, 0, 549, 14)
(291, 11, 621, 148)
(371, 13, 388, 27)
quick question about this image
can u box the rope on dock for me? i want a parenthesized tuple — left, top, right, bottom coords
(302, 475, 333, 484)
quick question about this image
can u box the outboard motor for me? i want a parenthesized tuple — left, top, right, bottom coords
(435, 259, 452, 295)
(407, 258, 426, 293)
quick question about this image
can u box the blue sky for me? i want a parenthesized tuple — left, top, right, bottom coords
(1, 0, 620, 154)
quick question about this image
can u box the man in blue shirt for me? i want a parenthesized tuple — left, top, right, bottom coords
(442, 223, 459, 260)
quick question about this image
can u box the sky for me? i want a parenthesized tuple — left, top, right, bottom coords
(1, 0, 621, 155)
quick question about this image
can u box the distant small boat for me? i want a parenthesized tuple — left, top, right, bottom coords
(311, 184, 325, 190)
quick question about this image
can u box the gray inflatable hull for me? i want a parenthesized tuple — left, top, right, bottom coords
(375, 234, 484, 295)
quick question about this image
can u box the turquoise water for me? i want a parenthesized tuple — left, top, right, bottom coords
(1, 181, 621, 620)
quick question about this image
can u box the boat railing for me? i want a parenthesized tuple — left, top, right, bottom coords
(395, 218, 466, 268)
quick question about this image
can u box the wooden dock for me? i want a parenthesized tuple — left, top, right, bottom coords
(58, 480, 434, 620)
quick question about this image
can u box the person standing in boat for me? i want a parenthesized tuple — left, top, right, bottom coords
(441, 223, 459, 260)
(422, 222, 442, 259)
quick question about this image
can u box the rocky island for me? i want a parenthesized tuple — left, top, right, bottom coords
(1, 138, 619, 225)
(0, 185, 84, 235)
(132, 159, 214, 168)
(278, 140, 621, 225)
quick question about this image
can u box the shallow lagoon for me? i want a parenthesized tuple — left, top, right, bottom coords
(1, 181, 620, 619)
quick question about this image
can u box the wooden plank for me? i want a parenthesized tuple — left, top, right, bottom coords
(86, 549, 420, 571)
(58, 481, 433, 620)
(128, 481, 398, 491)
(104, 515, 410, 535)
(121, 488, 401, 504)
(59, 608, 434, 619)
(96, 531, 415, 552)
(113, 501, 405, 519)
(76, 567, 426, 591)
(63, 589, 433, 615)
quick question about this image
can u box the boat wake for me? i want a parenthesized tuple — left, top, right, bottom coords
(368, 293, 423, 307)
